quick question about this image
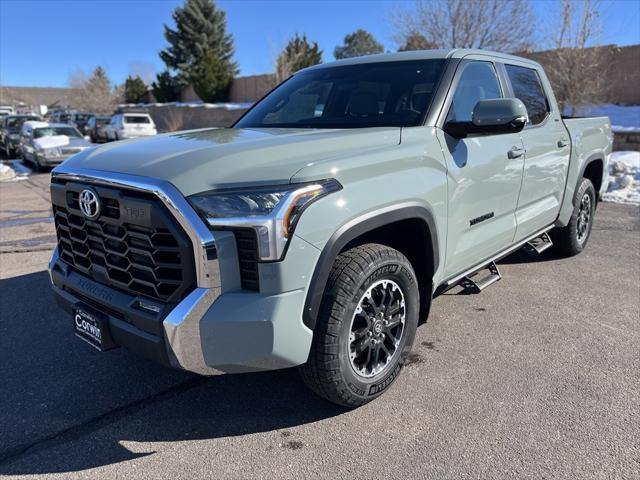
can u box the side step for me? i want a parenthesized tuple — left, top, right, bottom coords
(461, 261, 502, 293)
(524, 231, 553, 255)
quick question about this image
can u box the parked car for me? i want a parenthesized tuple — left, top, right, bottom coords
(48, 49, 611, 406)
(20, 121, 92, 171)
(68, 112, 94, 134)
(104, 113, 157, 141)
(0, 106, 15, 117)
(0, 114, 40, 158)
(85, 115, 112, 142)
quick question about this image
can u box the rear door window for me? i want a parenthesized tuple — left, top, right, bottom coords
(505, 65, 550, 125)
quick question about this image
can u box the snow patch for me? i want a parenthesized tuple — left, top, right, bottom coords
(603, 151, 640, 205)
(0, 161, 32, 182)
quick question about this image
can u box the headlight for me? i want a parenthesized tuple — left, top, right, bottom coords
(189, 179, 341, 261)
(38, 147, 61, 158)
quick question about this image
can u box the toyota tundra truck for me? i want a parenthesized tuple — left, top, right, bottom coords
(48, 49, 612, 406)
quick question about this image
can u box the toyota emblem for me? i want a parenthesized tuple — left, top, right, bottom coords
(79, 189, 101, 219)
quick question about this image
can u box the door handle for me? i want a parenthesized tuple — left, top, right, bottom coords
(508, 146, 525, 159)
(557, 138, 569, 148)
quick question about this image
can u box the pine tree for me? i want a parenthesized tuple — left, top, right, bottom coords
(159, 0, 237, 101)
(334, 29, 384, 59)
(276, 34, 322, 83)
(190, 51, 234, 102)
(152, 70, 181, 103)
(124, 75, 147, 103)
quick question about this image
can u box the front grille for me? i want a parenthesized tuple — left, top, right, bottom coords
(61, 147, 83, 155)
(233, 229, 259, 291)
(51, 180, 196, 304)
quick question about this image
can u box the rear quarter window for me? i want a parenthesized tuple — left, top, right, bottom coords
(505, 65, 550, 125)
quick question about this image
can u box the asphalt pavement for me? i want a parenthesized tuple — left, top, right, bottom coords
(0, 169, 638, 479)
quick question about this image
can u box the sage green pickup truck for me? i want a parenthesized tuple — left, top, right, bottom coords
(49, 49, 612, 406)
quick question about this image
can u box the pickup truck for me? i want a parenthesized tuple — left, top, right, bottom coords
(48, 49, 612, 407)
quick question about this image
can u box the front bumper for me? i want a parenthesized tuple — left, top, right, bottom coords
(49, 245, 313, 374)
(48, 166, 316, 375)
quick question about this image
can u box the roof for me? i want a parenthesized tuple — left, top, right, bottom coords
(303, 48, 541, 72)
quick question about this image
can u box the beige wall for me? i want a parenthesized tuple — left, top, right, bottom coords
(523, 44, 640, 105)
(228, 74, 277, 103)
(125, 105, 247, 132)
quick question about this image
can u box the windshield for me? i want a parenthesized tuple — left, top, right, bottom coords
(124, 115, 151, 124)
(6, 116, 39, 130)
(34, 127, 82, 138)
(236, 60, 445, 129)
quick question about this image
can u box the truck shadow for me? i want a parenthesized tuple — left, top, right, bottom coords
(0, 270, 347, 475)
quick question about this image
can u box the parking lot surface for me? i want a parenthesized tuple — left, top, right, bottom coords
(0, 169, 638, 479)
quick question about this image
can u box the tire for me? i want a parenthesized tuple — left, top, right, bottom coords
(551, 177, 596, 256)
(299, 243, 419, 407)
(31, 154, 42, 172)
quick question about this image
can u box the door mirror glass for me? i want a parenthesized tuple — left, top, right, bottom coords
(445, 98, 528, 139)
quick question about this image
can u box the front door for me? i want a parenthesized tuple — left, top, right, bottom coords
(437, 60, 525, 278)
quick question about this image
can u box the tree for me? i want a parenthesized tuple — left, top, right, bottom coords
(152, 70, 181, 102)
(159, 0, 237, 101)
(124, 75, 147, 103)
(334, 29, 384, 59)
(191, 51, 234, 102)
(393, 0, 535, 53)
(542, 0, 605, 115)
(68, 67, 116, 113)
(276, 34, 322, 83)
(398, 32, 436, 51)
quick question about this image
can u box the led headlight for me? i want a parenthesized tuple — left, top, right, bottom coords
(189, 179, 341, 261)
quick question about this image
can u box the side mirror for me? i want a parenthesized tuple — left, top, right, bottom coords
(445, 98, 528, 139)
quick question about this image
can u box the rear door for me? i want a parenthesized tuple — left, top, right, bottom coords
(436, 60, 526, 278)
(501, 62, 571, 240)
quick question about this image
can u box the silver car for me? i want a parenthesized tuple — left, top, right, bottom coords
(20, 122, 93, 171)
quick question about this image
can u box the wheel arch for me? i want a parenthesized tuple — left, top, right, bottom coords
(302, 202, 439, 330)
(577, 153, 605, 204)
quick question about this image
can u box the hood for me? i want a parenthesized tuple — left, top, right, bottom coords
(60, 127, 400, 196)
(34, 135, 70, 150)
(35, 135, 91, 150)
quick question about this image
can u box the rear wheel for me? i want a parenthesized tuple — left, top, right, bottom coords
(299, 244, 419, 407)
(552, 177, 596, 256)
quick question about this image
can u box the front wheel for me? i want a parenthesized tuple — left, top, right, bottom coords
(552, 177, 596, 256)
(299, 244, 419, 407)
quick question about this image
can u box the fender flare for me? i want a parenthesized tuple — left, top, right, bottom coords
(574, 153, 606, 205)
(302, 202, 439, 330)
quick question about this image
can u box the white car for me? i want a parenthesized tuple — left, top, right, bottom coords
(104, 113, 157, 141)
(0, 106, 15, 117)
(19, 121, 92, 171)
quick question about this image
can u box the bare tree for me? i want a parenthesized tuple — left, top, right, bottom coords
(543, 0, 605, 115)
(393, 0, 535, 52)
(67, 67, 118, 113)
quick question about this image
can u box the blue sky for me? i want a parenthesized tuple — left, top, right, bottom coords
(1, 0, 639, 88)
